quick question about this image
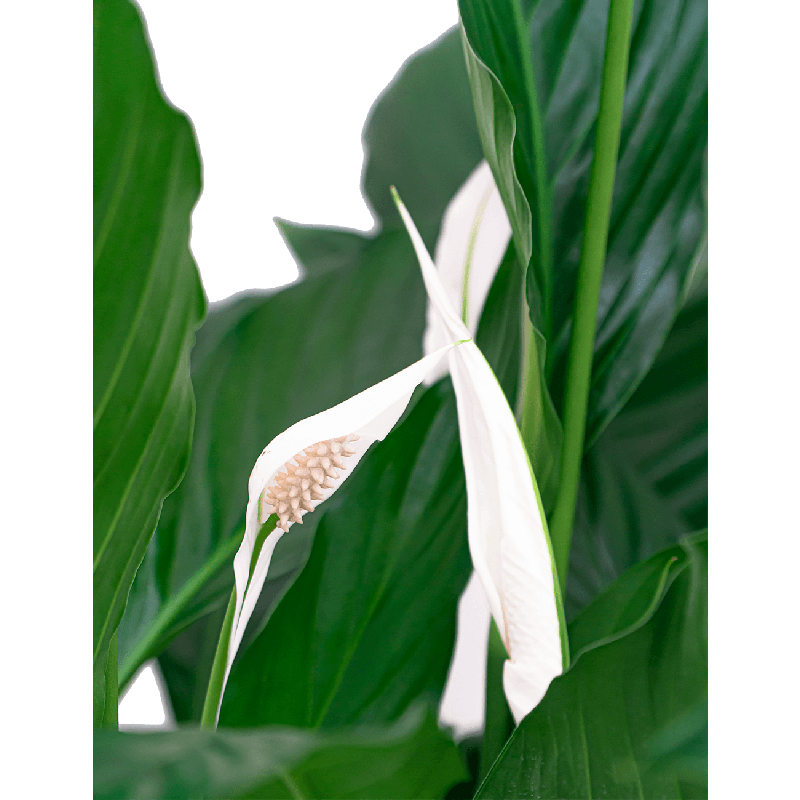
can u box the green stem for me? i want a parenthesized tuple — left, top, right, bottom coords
(101, 631, 118, 729)
(118, 528, 245, 692)
(549, 0, 635, 590)
(200, 516, 278, 728)
(200, 589, 238, 727)
(480, 621, 513, 782)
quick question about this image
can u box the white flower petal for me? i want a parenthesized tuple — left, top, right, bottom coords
(450, 343, 563, 723)
(423, 161, 512, 384)
(394, 190, 565, 724)
(218, 343, 456, 712)
(392, 187, 468, 343)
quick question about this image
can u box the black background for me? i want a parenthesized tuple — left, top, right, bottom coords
(120, 0, 458, 724)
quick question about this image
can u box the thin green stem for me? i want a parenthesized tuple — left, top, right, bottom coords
(101, 632, 118, 729)
(200, 516, 278, 728)
(549, 0, 635, 590)
(118, 528, 245, 693)
(200, 588, 238, 727)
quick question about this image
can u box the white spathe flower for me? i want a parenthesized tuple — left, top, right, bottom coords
(424, 161, 512, 384)
(393, 188, 566, 724)
(220, 343, 459, 707)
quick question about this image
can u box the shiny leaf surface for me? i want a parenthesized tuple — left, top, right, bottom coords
(477, 534, 707, 798)
(93, 0, 205, 717)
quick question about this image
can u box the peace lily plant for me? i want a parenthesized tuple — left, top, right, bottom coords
(202, 175, 566, 726)
(95, 1, 707, 796)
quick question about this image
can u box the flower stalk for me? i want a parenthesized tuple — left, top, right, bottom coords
(549, 0, 635, 590)
(201, 516, 278, 727)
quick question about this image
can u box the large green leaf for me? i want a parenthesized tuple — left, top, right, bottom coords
(477, 533, 707, 798)
(94, 705, 467, 800)
(566, 280, 706, 616)
(93, 0, 205, 719)
(362, 31, 483, 250)
(458, 0, 707, 443)
(458, 21, 533, 300)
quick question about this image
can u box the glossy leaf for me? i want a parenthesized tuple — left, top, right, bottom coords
(567, 532, 703, 660)
(362, 30, 483, 250)
(458, 30, 534, 326)
(566, 281, 706, 616)
(94, 705, 467, 800)
(93, 0, 205, 718)
(477, 534, 707, 798)
(458, 0, 707, 442)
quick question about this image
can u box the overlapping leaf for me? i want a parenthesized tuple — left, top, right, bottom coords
(93, 0, 205, 720)
(477, 533, 707, 798)
(94, 705, 467, 800)
(567, 280, 707, 616)
(459, 0, 707, 444)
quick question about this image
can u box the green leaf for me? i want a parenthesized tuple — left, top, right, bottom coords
(477, 534, 707, 798)
(93, 0, 205, 719)
(642, 700, 708, 790)
(458, 0, 552, 333)
(458, 22, 533, 305)
(599, 277, 708, 529)
(537, 0, 708, 443)
(458, 0, 707, 442)
(219, 381, 472, 728)
(362, 30, 483, 250)
(94, 705, 467, 800)
(566, 282, 707, 616)
(568, 531, 703, 660)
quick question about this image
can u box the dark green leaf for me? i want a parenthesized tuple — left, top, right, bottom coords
(566, 282, 706, 616)
(93, 0, 205, 718)
(94, 705, 467, 800)
(477, 534, 707, 798)
(458, 0, 707, 442)
(643, 700, 708, 790)
(537, 0, 708, 443)
(599, 277, 708, 529)
(458, 22, 534, 304)
(568, 531, 703, 660)
(362, 30, 483, 250)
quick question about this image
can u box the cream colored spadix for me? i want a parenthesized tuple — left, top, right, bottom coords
(219, 344, 458, 709)
(424, 161, 512, 384)
(393, 188, 566, 724)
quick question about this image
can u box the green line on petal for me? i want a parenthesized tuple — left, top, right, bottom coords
(461, 184, 494, 325)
